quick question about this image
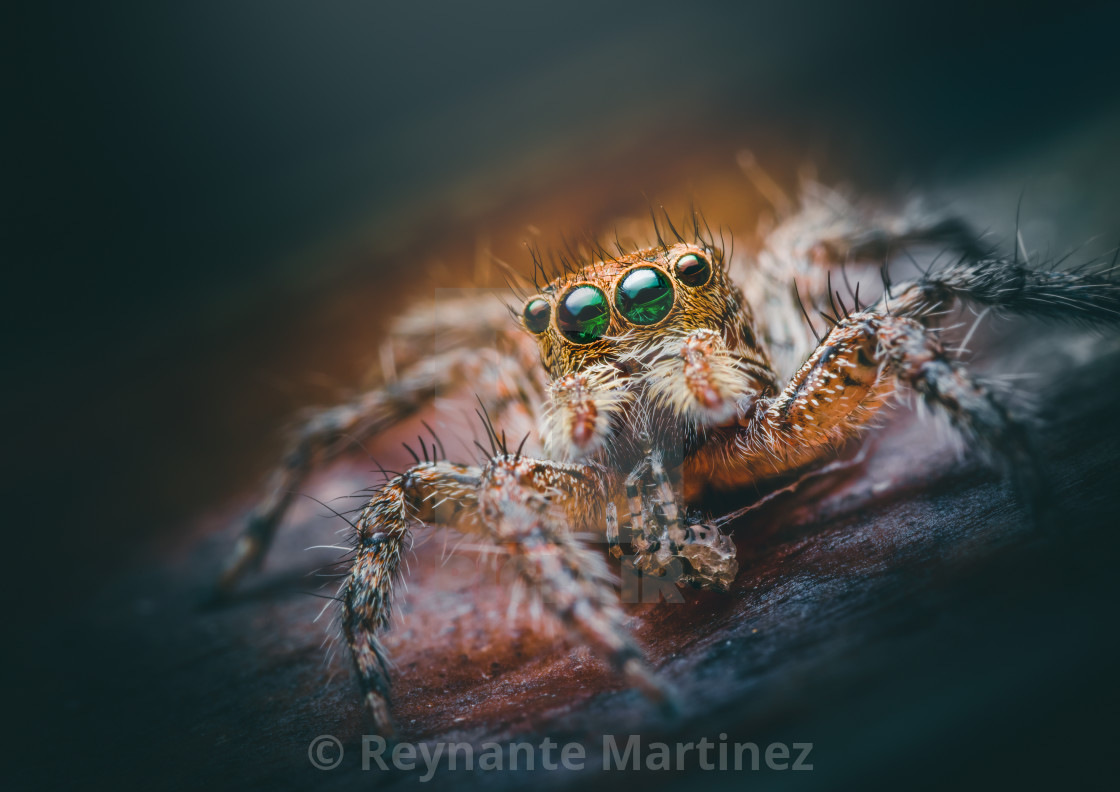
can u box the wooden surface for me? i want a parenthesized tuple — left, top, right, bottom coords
(25, 345, 1120, 791)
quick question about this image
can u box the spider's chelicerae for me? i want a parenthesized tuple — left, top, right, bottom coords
(217, 180, 1120, 735)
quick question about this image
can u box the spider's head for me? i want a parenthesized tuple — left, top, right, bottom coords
(519, 241, 775, 462)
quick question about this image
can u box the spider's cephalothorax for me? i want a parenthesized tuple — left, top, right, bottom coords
(526, 242, 776, 480)
(217, 181, 1120, 736)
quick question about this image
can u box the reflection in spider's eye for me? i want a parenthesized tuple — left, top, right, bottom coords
(523, 298, 551, 334)
(615, 267, 674, 325)
(557, 285, 609, 344)
(674, 253, 712, 287)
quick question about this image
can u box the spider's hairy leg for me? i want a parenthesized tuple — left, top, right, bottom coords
(760, 321, 885, 453)
(723, 314, 1042, 514)
(758, 180, 987, 289)
(750, 185, 990, 376)
(217, 319, 543, 596)
(873, 316, 1042, 509)
(649, 455, 738, 591)
(626, 455, 671, 581)
(621, 456, 650, 558)
(343, 460, 479, 736)
(684, 318, 884, 496)
(628, 452, 687, 579)
(879, 255, 1120, 325)
(344, 455, 672, 735)
(375, 293, 525, 376)
(477, 457, 672, 707)
(803, 196, 984, 270)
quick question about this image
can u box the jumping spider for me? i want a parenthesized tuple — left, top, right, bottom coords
(217, 180, 1120, 735)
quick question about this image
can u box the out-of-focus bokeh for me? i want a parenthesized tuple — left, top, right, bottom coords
(10, 0, 1120, 558)
(8, 2, 1120, 790)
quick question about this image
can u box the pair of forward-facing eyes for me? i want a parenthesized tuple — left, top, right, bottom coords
(522, 251, 713, 344)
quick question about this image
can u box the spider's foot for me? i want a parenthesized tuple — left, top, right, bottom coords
(214, 533, 265, 597)
(623, 657, 682, 718)
(365, 691, 396, 739)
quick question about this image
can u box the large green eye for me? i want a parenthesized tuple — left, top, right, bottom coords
(674, 253, 711, 287)
(523, 298, 551, 334)
(557, 285, 609, 344)
(615, 267, 674, 325)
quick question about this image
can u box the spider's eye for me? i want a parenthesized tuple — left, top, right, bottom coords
(557, 285, 609, 344)
(523, 298, 551, 334)
(615, 267, 673, 325)
(674, 253, 711, 287)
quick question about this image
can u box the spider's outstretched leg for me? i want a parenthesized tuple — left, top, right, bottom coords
(870, 255, 1120, 508)
(749, 183, 991, 376)
(755, 178, 988, 286)
(710, 314, 1039, 515)
(344, 454, 669, 736)
(721, 252, 1120, 517)
(218, 303, 542, 595)
(877, 255, 1120, 325)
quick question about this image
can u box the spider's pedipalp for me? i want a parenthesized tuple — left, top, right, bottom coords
(643, 328, 759, 426)
(541, 364, 630, 461)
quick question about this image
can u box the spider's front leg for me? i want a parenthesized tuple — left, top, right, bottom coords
(217, 299, 543, 595)
(747, 181, 992, 379)
(343, 454, 669, 736)
(721, 313, 1042, 512)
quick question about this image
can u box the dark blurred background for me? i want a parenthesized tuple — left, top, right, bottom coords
(9, 0, 1120, 558)
(7, 1, 1120, 790)
(11, 0, 1120, 368)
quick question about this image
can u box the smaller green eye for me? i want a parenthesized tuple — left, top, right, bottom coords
(523, 298, 551, 334)
(674, 253, 711, 287)
(557, 285, 609, 344)
(616, 267, 674, 325)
